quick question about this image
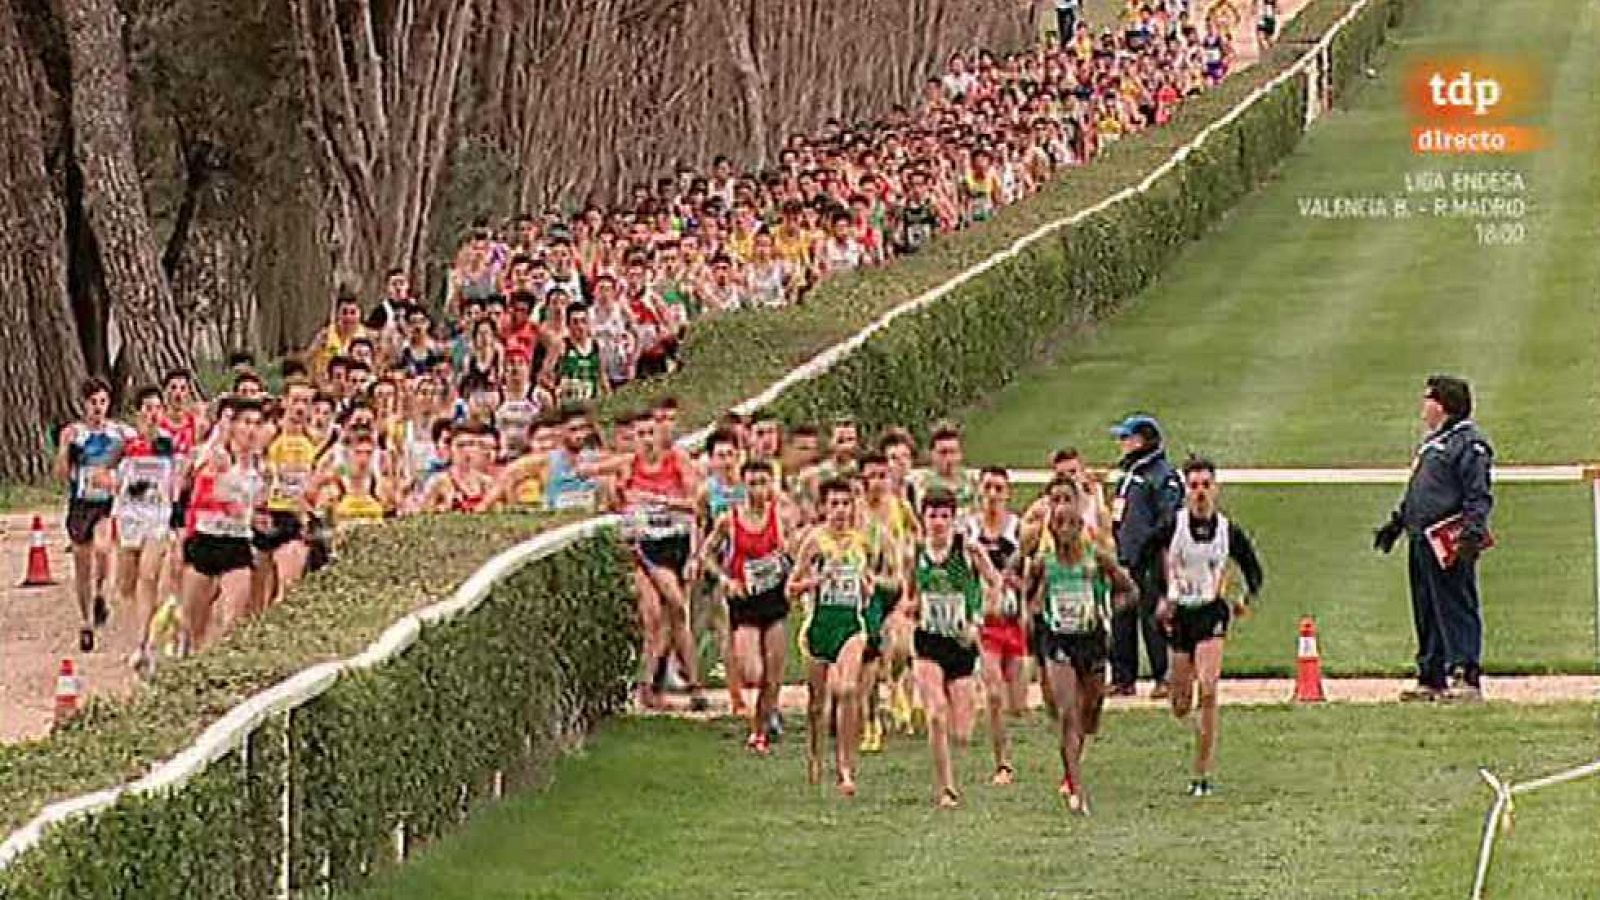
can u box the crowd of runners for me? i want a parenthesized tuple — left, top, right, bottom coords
(394, 0, 1240, 396)
(56, 367, 1263, 811)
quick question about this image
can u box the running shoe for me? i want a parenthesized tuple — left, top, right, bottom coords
(1108, 682, 1137, 698)
(688, 692, 710, 713)
(1188, 779, 1215, 798)
(991, 764, 1015, 786)
(79, 627, 95, 653)
(1067, 792, 1090, 816)
(1441, 685, 1484, 704)
(837, 772, 857, 798)
(752, 733, 771, 756)
(766, 710, 784, 742)
(92, 594, 109, 627)
(937, 787, 961, 809)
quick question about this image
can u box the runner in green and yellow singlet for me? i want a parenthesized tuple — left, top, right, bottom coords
(788, 478, 873, 796)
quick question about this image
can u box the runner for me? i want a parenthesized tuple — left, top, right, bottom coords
(699, 459, 792, 754)
(112, 386, 178, 675)
(484, 406, 605, 514)
(913, 423, 976, 512)
(1027, 483, 1137, 815)
(968, 466, 1027, 784)
(788, 478, 872, 795)
(695, 430, 748, 715)
(857, 451, 917, 753)
(305, 430, 393, 529)
(181, 397, 267, 652)
(902, 489, 1004, 808)
(1155, 457, 1264, 797)
(55, 377, 128, 652)
(254, 378, 318, 610)
(601, 413, 705, 710)
(875, 427, 922, 730)
(546, 304, 608, 405)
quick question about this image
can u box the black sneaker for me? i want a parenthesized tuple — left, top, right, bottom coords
(766, 710, 784, 742)
(79, 628, 95, 653)
(1187, 779, 1214, 798)
(92, 595, 109, 627)
(688, 693, 710, 713)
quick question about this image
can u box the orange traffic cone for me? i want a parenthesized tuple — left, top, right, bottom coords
(19, 515, 55, 587)
(54, 658, 81, 726)
(1295, 617, 1326, 703)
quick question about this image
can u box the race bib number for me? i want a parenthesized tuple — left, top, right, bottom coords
(745, 553, 785, 595)
(819, 565, 862, 608)
(558, 379, 595, 404)
(552, 488, 596, 512)
(80, 465, 113, 503)
(1048, 583, 1099, 634)
(921, 591, 968, 636)
(997, 588, 1022, 620)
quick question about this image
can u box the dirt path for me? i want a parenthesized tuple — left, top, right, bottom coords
(0, 513, 142, 744)
(642, 675, 1600, 720)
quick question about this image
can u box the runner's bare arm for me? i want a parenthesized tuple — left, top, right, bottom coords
(54, 424, 76, 482)
(786, 534, 820, 599)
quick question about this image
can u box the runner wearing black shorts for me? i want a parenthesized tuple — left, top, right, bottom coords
(905, 491, 1003, 809)
(1154, 458, 1264, 798)
(55, 378, 128, 652)
(700, 459, 791, 754)
(1027, 493, 1136, 816)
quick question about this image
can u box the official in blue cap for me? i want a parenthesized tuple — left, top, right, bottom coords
(1107, 413, 1184, 697)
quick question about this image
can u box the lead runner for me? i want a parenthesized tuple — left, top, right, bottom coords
(1154, 457, 1264, 797)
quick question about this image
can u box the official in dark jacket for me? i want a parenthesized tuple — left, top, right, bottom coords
(1373, 375, 1494, 702)
(1108, 414, 1185, 696)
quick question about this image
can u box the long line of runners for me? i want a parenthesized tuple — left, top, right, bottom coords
(55, 367, 1265, 812)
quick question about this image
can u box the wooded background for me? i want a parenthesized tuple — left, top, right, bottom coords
(0, 0, 1033, 480)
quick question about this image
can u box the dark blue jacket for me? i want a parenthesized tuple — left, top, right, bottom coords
(1396, 417, 1494, 542)
(1112, 445, 1184, 574)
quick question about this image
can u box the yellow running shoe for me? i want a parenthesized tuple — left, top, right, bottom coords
(890, 682, 915, 734)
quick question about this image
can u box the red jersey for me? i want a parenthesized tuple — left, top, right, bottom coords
(624, 449, 687, 502)
(729, 503, 781, 582)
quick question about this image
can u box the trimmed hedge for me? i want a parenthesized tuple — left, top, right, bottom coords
(0, 516, 635, 898)
(601, 0, 1411, 435)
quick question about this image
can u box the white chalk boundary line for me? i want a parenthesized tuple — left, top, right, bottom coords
(0, 516, 619, 872)
(1000, 465, 1590, 485)
(0, 0, 1387, 883)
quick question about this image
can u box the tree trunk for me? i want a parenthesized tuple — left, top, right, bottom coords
(0, 0, 83, 479)
(60, 0, 191, 390)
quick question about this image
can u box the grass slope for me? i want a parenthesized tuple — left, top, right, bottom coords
(348, 705, 1600, 900)
(962, 0, 1600, 468)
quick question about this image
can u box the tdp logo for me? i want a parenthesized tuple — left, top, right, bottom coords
(1426, 71, 1501, 116)
(1404, 55, 1543, 155)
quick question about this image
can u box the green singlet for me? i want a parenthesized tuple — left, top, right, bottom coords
(1041, 544, 1112, 635)
(915, 536, 983, 640)
(555, 340, 602, 404)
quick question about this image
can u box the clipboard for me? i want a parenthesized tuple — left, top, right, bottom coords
(1424, 513, 1494, 568)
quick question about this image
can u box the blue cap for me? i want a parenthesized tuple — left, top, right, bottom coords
(1110, 414, 1161, 440)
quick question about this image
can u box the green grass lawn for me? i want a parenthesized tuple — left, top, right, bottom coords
(347, 705, 1600, 900)
(962, 0, 1600, 468)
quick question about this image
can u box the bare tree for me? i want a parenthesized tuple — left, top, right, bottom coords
(290, 0, 477, 295)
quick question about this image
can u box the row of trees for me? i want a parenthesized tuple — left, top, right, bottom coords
(0, 0, 1030, 480)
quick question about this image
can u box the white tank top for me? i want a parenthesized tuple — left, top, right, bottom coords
(1167, 509, 1230, 606)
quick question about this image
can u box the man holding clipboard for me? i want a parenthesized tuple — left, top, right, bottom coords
(1373, 375, 1495, 703)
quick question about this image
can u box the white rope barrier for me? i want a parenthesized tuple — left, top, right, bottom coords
(1470, 758, 1600, 900)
